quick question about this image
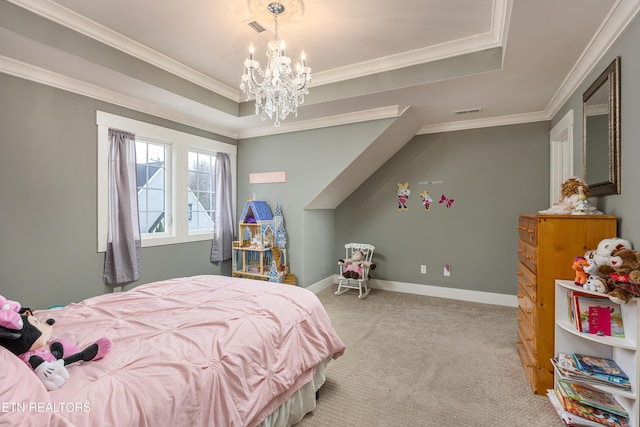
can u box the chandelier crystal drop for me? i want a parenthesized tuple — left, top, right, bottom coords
(240, 2, 311, 127)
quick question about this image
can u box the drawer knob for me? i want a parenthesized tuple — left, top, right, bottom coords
(526, 309, 533, 314)
(517, 272, 523, 276)
(527, 282, 534, 288)
(516, 339, 523, 344)
(517, 294, 523, 299)
(526, 363, 535, 368)
(527, 337, 533, 341)
(517, 317, 523, 321)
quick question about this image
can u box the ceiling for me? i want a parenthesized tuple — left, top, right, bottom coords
(1, 0, 639, 139)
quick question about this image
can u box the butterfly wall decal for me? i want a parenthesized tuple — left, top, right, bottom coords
(439, 194, 454, 208)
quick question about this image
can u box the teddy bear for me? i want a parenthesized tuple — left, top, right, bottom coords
(592, 248, 640, 304)
(0, 295, 112, 391)
(588, 237, 633, 278)
(339, 249, 376, 280)
(608, 248, 640, 303)
(572, 256, 590, 287)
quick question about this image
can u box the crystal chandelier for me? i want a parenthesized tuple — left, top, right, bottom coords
(240, 2, 311, 127)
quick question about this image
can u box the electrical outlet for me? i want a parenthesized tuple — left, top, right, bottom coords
(420, 265, 427, 274)
(113, 286, 122, 293)
(444, 265, 451, 277)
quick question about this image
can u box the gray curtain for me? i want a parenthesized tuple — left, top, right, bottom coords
(211, 152, 234, 262)
(103, 129, 142, 284)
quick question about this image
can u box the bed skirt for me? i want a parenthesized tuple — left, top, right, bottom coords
(259, 358, 329, 427)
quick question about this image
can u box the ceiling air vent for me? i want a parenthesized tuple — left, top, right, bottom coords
(454, 107, 483, 115)
(247, 21, 266, 33)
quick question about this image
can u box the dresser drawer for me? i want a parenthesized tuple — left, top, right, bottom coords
(517, 263, 537, 302)
(518, 240, 527, 264)
(517, 305, 536, 353)
(517, 327, 537, 393)
(518, 218, 527, 241)
(518, 217, 538, 246)
(523, 242, 537, 273)
(518, 294, 536, 334)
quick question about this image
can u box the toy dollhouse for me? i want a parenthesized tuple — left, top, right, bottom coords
(232, 200, 295, 284)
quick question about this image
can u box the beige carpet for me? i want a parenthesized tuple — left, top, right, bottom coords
(298, 287, 563, 427)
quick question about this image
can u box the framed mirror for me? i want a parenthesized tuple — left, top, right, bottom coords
(583, 56, 621, 196)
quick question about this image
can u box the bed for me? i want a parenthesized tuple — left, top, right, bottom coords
(0, 275, 345, 426)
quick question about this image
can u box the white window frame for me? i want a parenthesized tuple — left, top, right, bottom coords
(97, 111, 237, 252)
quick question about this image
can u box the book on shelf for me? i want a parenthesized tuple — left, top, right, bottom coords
(573, 354, 629, 380)
(547, 389, 624, 427)
(557, 380, 628, 417)
(568, 291, 625, 338)
(548, 388, 629, 427)
(552, 354, 631, 390)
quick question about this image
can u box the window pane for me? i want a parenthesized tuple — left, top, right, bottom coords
(137, 139, 168, 236)
(188, 150, 216, 233)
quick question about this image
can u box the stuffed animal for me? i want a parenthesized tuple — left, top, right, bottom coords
(582, 256, 608, 293)
(0, 296, 112, 391)
(572, 256, 590, 287)
(590, 237, 633, 278)
(601, 248, 640, 304)
(339, 249, 376, 280)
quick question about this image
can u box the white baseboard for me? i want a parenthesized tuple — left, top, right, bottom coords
(307, 275, 517, 307)
(305, 276, 337, 294)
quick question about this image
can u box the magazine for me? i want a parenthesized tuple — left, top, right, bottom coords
(557, 380, 628, 417)
(547, 389, 607, 427)
(552, 388, 629, 427)
(573, 354, 629, 379)
(552, 354, 631, 390)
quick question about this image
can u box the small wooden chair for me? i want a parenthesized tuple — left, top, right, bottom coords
(336, 243, 375, 299)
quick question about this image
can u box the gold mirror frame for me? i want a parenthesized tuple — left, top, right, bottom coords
(583, 56, 621, 196)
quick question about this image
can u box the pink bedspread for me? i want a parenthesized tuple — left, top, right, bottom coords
(22, 275, 345, 426)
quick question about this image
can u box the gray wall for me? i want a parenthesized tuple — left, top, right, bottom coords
(334, 122, 550, 295)
(0, 73, 234, 308)
(237, 120, 393, 285)
(552, 14, 640, 246)
(4, 10, 640, 307)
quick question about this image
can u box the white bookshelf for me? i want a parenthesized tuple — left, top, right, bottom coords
(554, 279, 639, 426)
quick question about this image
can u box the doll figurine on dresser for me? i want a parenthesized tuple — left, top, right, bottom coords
(539, 176, 602, 215)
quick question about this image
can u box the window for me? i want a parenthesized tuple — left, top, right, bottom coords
(97, 111, 237, 252)
(188, 151, 216, 233)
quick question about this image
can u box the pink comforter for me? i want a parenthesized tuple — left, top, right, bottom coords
(26, 275, 345, 426)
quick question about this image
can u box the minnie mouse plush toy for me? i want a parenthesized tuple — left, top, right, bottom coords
(0, 295, 111, 391)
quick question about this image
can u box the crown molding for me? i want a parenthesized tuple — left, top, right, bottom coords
(545, 0, 640, 119)
(237, 106, 407, 139)
(314, 0, 510, 85)
(312, 32, 501, 86)
(416, 111, 548, 135)
(0, 54, 239, 139)
(5, 0, 241, 102)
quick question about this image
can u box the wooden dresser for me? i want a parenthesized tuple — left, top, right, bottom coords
(516, 214, 617, 395)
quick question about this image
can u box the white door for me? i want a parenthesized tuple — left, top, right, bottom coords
(549, 110, 574, 205)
